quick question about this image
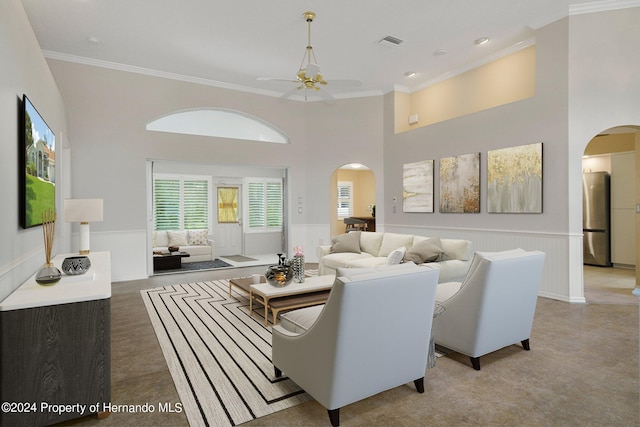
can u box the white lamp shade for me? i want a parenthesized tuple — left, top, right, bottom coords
(64, 199, 104, 223)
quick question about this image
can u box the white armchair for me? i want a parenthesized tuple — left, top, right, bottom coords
(272, 264, 440, 427)
(432, 249, 545, 370)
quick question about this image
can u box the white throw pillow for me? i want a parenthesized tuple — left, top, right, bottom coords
(188, 229, 209, 246)
(386, 247, 406, 265)
(153, 230, 169, 247)
(167, 230, 189, 246)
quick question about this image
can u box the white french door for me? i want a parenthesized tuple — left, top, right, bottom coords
(214, 185, 243, 256)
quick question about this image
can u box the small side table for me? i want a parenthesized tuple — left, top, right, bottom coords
(428, 302, 445, 369)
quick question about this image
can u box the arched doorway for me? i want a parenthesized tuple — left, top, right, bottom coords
(329, 163, 376, 238)
(582, 125, 639, 303)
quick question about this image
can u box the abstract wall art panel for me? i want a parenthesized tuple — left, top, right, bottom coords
(487, 142, 542, 213)
(439, 153, 480, 213)
(403, 160, 434, 213)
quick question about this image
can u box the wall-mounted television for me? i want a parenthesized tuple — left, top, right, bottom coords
(20, 94, 56, 229)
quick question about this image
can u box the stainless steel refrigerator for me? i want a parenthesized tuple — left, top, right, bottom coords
(582, 172, 612, 266)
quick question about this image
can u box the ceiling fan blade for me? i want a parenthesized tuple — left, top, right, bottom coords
(257, 77, 298, 83)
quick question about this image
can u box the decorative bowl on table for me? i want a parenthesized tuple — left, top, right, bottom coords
(61, 256, 92, 275)
(265, 265, 293, 288)
(168, 246, 180, 253)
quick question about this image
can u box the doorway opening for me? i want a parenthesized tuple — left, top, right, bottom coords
(329, 163, 376, 238)
(146, 159, 288, 276)
(582, 125, 639, 304)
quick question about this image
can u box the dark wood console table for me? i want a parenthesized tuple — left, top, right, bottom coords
(0, 252, 111, 426)
(351, 216, 376, 232)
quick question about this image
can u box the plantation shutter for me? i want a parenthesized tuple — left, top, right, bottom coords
(248, 182, 266, 228)
(337, 181, 352, 219)
(183, 179, 209, 229)
(246, 179, 283, 231)
(153, 174, 211, 231)
(154, 179, 181, 230)
(266, 182, 283, 227)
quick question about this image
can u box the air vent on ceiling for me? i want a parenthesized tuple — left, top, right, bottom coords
(378, 35, 404, 47)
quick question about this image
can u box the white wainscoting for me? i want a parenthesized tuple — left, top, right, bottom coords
(66, 225, 586, 302)
(289, 224, 331, 263)
(71, 230, 148, 282)
(0, 248, 47, 303)
(384, 224, 585, 303)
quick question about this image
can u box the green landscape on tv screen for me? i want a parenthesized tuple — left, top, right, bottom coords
(22, 95, 56, 229)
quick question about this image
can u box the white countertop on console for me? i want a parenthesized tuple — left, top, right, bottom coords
(0, 251, 111, 311)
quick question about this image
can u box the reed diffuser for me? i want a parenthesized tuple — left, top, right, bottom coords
(35, 208, 61, 285)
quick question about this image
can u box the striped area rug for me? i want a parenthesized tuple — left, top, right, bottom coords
(141, 280, 310, 426)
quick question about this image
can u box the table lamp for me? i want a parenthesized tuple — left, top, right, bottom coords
(64, 199, 104, 254)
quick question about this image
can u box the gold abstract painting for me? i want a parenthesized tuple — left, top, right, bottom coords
(439, 153, 480, 213)
(487, 143, 542, 213)
(403, 160, 434, 213)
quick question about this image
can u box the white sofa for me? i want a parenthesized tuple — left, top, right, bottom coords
(317, 231, 472, 283)
(152, 229, 214, 263)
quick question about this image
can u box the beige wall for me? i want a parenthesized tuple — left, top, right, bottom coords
(585, 133, 636, 156)
(395, 45, 536, 132)
(330, 169, 376, 236)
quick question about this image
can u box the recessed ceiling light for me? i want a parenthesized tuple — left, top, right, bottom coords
(349, 163, 363, 169)
(87, 36, 102, 45)
(433, 49, 448, 56)
(474, 37, 490, 46)
(404, 71, 417, 78)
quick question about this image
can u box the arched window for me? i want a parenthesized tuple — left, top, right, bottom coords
(146, 108, 289, 144)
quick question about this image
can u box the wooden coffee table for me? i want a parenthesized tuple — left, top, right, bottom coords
(230, 275, 334, 326)
(153, 251, 190, 271)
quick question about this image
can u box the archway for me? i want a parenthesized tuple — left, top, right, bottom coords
(329, 163, 376, 238)
(582, 125, 639, 302)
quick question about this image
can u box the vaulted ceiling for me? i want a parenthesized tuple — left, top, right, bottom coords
(21, 0, 618, 101)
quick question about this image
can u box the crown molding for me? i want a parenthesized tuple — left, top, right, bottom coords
(43, 50, 284, 98)
(43, 50, 383, 102)
(570, 0, 640, 15)
(409, 37, 536, 94)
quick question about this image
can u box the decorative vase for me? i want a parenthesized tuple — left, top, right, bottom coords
(292, 255, 305, 283)
(35, 263, 62, 285)
(62, 256, 91, 275)
(265, 264, 293, 288)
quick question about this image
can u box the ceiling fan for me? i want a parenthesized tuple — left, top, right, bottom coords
(258, 11, 361, 101)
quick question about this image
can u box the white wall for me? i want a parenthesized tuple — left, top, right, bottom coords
(383, 18, 576, 301)
(46, 59, 384, 281)
(0, 0, 70, 301)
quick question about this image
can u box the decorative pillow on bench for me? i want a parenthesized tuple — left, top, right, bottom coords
(188, 229, 209, 245)
(167, 230, 189, 246)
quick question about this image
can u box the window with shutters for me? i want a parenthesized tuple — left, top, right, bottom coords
(337, 181, 353, 219)
(153, 174, 211, 230)
(246, 178, 283, 232)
